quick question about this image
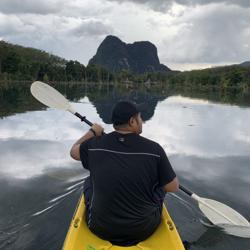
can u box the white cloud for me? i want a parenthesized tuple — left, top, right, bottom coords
(107, 0, 250, 12)
(0, 13, 36, 36)
(158, 3, 250, 64)
(0, 0, 64, 14)
(61, 0, 114, 18)
(70, 19, 114, 37)
(0, 0, 250, 69)
(0, 11, 114, 64)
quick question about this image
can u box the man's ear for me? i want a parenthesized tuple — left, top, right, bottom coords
(128, 116, 134, 127)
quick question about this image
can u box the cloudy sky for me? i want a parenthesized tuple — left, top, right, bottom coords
(0, 0, 250, 70)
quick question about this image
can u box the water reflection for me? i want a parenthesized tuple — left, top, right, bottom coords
(0, 175, 84, 250)
(143, 96, 250, 157)
(88, 89, 166, 123)
(0, 83, 44, 118)
(0, 82, 250, 249)
(1, 82, 250, 119)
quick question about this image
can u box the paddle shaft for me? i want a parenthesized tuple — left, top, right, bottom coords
(179, 185, 193, 196)
(74, 112, 93, 126)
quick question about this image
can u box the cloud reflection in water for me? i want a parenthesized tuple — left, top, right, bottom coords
(143, 96, 250, 157)
(0, 95, 250, 185)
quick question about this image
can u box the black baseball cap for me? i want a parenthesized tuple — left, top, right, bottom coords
(111, 101, 143, 126)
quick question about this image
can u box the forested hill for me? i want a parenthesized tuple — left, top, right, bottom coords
(0, 40, 112, 82)
(0, 40, 250, 91)
(0, 41, 66, 65)
(0, 41, 64, 80)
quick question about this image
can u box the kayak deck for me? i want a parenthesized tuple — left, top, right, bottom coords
(62, 196, 185, 250)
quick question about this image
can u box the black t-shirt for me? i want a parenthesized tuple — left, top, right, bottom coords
(80, 131, 176, 245)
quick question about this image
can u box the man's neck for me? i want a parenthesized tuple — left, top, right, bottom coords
(115, 129, 135, 134)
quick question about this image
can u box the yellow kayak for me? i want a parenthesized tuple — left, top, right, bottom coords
(62, 195, 185, 250)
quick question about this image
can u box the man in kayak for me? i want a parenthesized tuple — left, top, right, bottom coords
(70, 101, 179, 246)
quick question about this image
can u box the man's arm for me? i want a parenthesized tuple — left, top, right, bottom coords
(164, 177, 179, 193)
(70, 124, 104, 161)
(157, 144, 179, 193)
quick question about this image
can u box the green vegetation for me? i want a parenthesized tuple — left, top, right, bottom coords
(0, 40, 250, 93)
(167, 66, 250, 92)
(0, 41, 113, 82)
(115, 66, 250, 92)
(0, 41, 65, 81)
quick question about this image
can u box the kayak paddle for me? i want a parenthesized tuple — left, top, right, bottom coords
(30, 81, 250, 232)
(30, 81, 93, 126)
(179, 185, 250, 227)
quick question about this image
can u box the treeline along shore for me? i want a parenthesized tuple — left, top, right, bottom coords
(0, 40, 250, 92)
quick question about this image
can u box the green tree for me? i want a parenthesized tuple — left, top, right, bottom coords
(2, 52, 20, 74)
(66, 60, 85, 81)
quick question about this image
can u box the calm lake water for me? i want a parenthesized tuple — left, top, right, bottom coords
(0, 82, 250, 250)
